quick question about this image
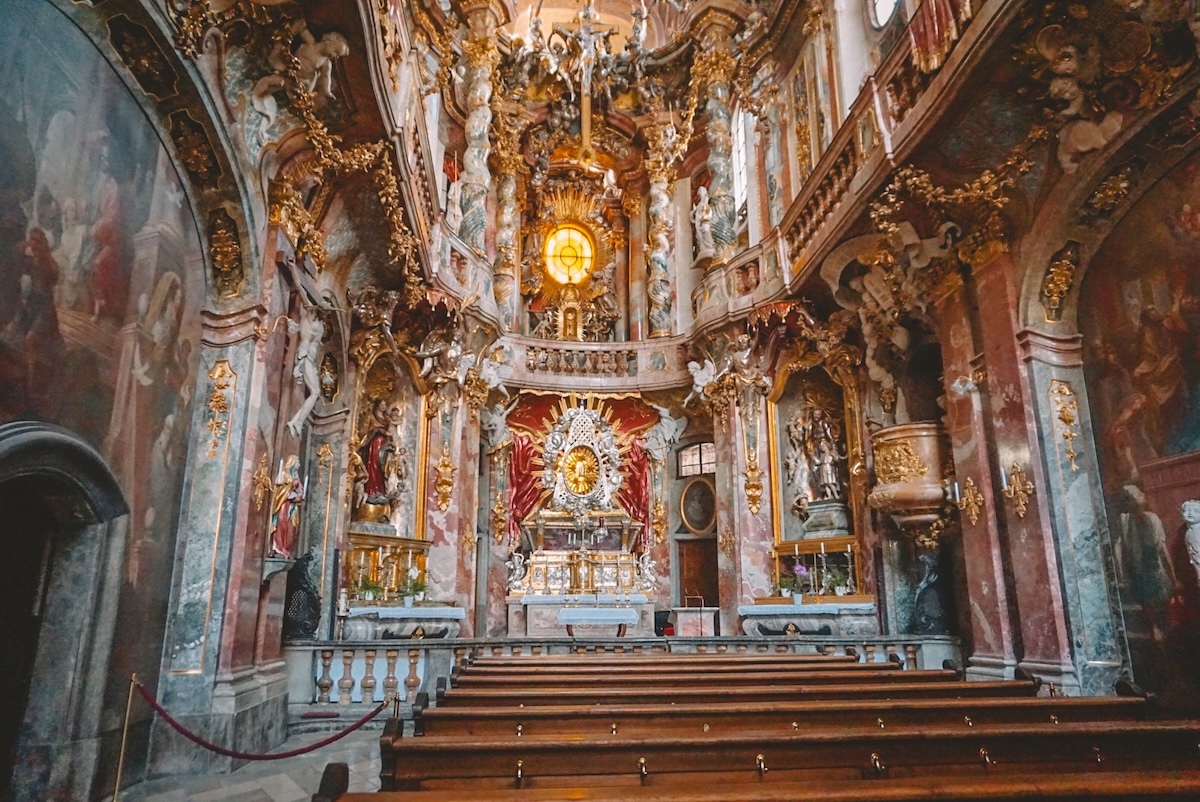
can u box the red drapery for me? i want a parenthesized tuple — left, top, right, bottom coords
(507, 433, 542, 545)
(908, 0, 972, 73)
(618, 439, 651, 549)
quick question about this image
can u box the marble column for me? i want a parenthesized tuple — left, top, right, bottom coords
(492, 169, 519, 331)
(491, 102, 523, 331)
(1018, 329, 1125, 695)
(931, 277, 1019, 680)
(712, 396, 741, 634)
(152, 302, 287, 774)
(733, 388, 775, 604)
(644, 122, 676, 338)
(697, 25, 738, 262)
(970, 251, 1106, 694)
(624, 196, 646, 341)
(422, 381, 482, 634)
(457, 6, 499, 254)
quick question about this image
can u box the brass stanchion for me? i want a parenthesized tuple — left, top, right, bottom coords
(113, 673, 138, 802)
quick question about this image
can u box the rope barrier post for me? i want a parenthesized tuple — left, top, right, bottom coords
(113, 673, 138, 802)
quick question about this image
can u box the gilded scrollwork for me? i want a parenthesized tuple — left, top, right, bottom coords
(207, 209, 245, 298)
(1049, 380, 1082, 472)
(1040, 242, 1079, 323)
(873, 442, 928, 485)
(205, 360, 237, 459)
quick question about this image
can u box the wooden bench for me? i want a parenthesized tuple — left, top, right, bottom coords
(316, 650, 1200, 801)
(412, 695, 1152, 738)
(323, 768, 1200, 801)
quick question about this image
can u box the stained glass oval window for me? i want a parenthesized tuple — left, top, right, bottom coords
(543, 224, 594, 285)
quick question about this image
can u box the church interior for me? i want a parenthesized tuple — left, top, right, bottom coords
(5, 0, 1200, 797)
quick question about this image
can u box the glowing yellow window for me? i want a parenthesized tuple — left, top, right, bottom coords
(543, 225, 594, 285)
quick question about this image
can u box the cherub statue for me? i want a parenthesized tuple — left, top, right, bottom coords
(252, 23, 350, 138)
(481, 397, 520, 452)
(684, 359, 717, 407)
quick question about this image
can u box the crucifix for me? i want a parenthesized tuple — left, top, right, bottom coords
(553, 0, 615, 163)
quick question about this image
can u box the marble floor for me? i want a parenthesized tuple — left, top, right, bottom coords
(113, 730, 380, 802)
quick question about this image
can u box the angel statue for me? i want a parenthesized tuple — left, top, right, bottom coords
(505, 551, 528, 592)
(643, 404, 688, 464)
(684, 359, 717, 407)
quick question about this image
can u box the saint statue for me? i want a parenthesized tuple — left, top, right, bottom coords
(693, 186, 716, 259)
(269, 455, 306, 559)
(355, 399, 395, 511)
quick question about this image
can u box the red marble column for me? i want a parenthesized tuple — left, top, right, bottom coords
(931, 277, 1018, 679)
(969, 252, 1075, 684)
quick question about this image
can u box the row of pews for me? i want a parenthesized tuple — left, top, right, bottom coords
(314, 649, 1200, 800)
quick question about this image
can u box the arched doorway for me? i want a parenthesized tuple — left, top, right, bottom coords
(0, 422, 126, 799)
(0, 477, 58, 789)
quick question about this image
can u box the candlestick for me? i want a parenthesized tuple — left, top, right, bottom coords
(953, 481, 961, 503)
(820, 541, 825, 554)
(1000, 467, 1009, 491)
(793, 543, 799, 557)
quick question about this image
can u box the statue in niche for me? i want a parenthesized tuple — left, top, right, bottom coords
(269, 455, 306, 559)
(286, 303, 325, 437)
(811, 408, 845, 500)
(1184, 499, 1200, 588)
(785, 413, 816, 515)
(692, 186, 716, 260)
(482, 397, 520, 452)
(251, 22, 350, 137)
(353, 399, 396, 520)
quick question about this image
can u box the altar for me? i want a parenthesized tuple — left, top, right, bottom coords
(508, 594, 656, 637)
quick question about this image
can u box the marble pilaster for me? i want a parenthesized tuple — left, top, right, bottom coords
(931, 279, 1019, 679)
(1018, 329, 1124, 695)
(732, 391, 775, 604)
(712, 400, 740, 634)
(152, 302, 288, 774)
(305, 409, 351, 640)
(970, 252, 1078, 691)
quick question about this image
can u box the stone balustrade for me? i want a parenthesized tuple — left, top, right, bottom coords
(283, 634, 960, 729)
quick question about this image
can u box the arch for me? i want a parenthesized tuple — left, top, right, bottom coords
(0, 422, 127, 524)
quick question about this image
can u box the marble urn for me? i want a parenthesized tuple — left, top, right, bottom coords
(866, 422, 948, 530)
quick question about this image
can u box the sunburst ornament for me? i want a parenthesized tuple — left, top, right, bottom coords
(563, 446, 600, 494)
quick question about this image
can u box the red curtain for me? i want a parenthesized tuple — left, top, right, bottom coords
(618, 439, 651, 549)
(507, 433, 542, 545)
(908, 0, 972, 73)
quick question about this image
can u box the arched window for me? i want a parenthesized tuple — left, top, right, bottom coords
(677, 442, 716, 476)
(543, 224, 595, 285)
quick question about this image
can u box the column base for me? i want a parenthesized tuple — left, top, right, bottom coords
(148, 666, 289, 776)
(965, 653, 1018, 681)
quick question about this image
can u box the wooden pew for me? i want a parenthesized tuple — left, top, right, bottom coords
(378, 720, 1200, 792)
(325, 767, 1200, 801)
(349, 650, 1200, 802)
(413, 695, 1151, 738)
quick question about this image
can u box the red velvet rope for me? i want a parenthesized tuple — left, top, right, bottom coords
(135, 682, 389, 761)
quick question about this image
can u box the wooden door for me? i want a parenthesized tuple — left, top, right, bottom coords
(676, 538, 720, 608)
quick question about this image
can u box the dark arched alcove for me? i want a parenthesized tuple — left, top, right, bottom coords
(0, 422, 126, 800)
